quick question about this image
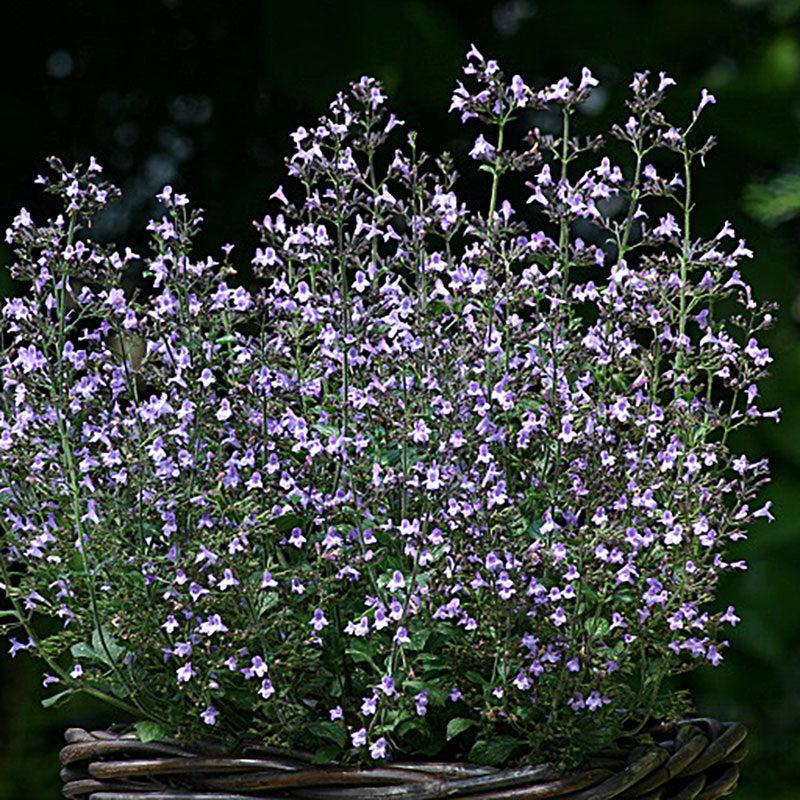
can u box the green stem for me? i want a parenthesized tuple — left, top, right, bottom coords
(677, 150, 693, 374)
(488, 122, 506, 222)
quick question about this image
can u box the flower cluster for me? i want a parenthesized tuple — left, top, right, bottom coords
(0, 47, 776, 766)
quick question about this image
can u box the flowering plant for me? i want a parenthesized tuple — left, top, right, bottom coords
(0, 46, 776, 768)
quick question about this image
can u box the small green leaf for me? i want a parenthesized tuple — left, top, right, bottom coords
(91, 628, 126, 666)
(381, 448, 402, 466)
(70, 642, 96, 661)
(394, 717, 431, 750)
(446, 717, 475, 741)
(311, 743, 342, 764)
(273, 513, 304, 532)
(585, 615, 609, 636)
(345, 640, 379, 670)
(42, 689, 74, 709)
(307, 721, 348, 749)
(313, 424, 340, 438)
(528, 519, 544, 538)
(469, 736, 524, 766)
(135, 721, 171, 743)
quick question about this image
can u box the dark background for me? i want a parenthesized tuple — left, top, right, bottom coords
(0, 1, 798, 797)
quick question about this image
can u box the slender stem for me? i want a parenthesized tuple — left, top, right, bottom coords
(677, 150, 693, 374)
(488, 122, 506, 222)
(617, 139, 644, 266)
(547, 107, 572, 519)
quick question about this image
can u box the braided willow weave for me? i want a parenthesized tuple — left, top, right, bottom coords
(60, 718, 746, 800)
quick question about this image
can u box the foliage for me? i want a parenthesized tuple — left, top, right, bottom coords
(0, 47, 776, 766)
(744, 171, 800, 226)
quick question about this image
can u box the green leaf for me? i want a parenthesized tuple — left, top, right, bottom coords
(417, 733, 446, 757)
(345, 640, 379, 670)
(91, 628, 126, 666)
(307, 721, 348, 749)
(313, 424, 341, 438)
(311, 743, 342, 764)
(135, 721, 171, 743)
(42, 689, 74, 709)
(744, 172, 800, 226)
(381, 447, 403, 466)
(446, 717, 475, 741)
(394, 717, 431, 750)
(528, 518, 545, 538)
(273, 513, 304, 532)
(70, 642, 96, 661)
(585, 616, 610, 637)
(469, 736, 524, 766)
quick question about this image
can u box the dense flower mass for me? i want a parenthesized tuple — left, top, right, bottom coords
(0, 47, 776, 766)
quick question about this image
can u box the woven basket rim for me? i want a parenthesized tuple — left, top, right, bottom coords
(59, 717, 747, 800)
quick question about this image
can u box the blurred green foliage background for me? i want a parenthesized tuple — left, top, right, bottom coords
(0, 0, 798, 797)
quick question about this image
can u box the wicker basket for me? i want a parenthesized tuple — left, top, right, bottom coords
(59, 717, 746, 800)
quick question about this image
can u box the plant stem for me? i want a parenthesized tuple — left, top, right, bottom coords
(488, 121, 506, 222)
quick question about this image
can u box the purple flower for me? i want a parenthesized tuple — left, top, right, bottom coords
(369, 737, 388, 759)
(242, 656, 268, 679)
(752, 501, 774, 521)
(360, 694, 378, 715)
(219, 568, 239, 590)
(188, 582, 209, 602)
(201, 705, 219, 725)
(586, 691, 609, 711)
(288, 527, 307, 548)
(510, 74, 529, 106)
(176, 662, 195, 683)
(216, 398, 233, 422)
(653, 213, 681, 238)
(386, 570, 406, 593)
(352, 728, 368, 747)
(270, 185, 289, 205)
(394, 626, 410, 644)
(720, 605, 740, 626)
(8, 637, 32, 657)
(469, 134, 496, 161)
(198, 614, 228, 636)
(15, 345, 46, 373)
(310, 608, 329, 631)
(384, 113, 404, 133)
(345, 617, 369, 637)
(658, 72, 676, 92)
(697, 88, 716, 114)
(261, 571, 278, 588)
(578, 67, 599, 93)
